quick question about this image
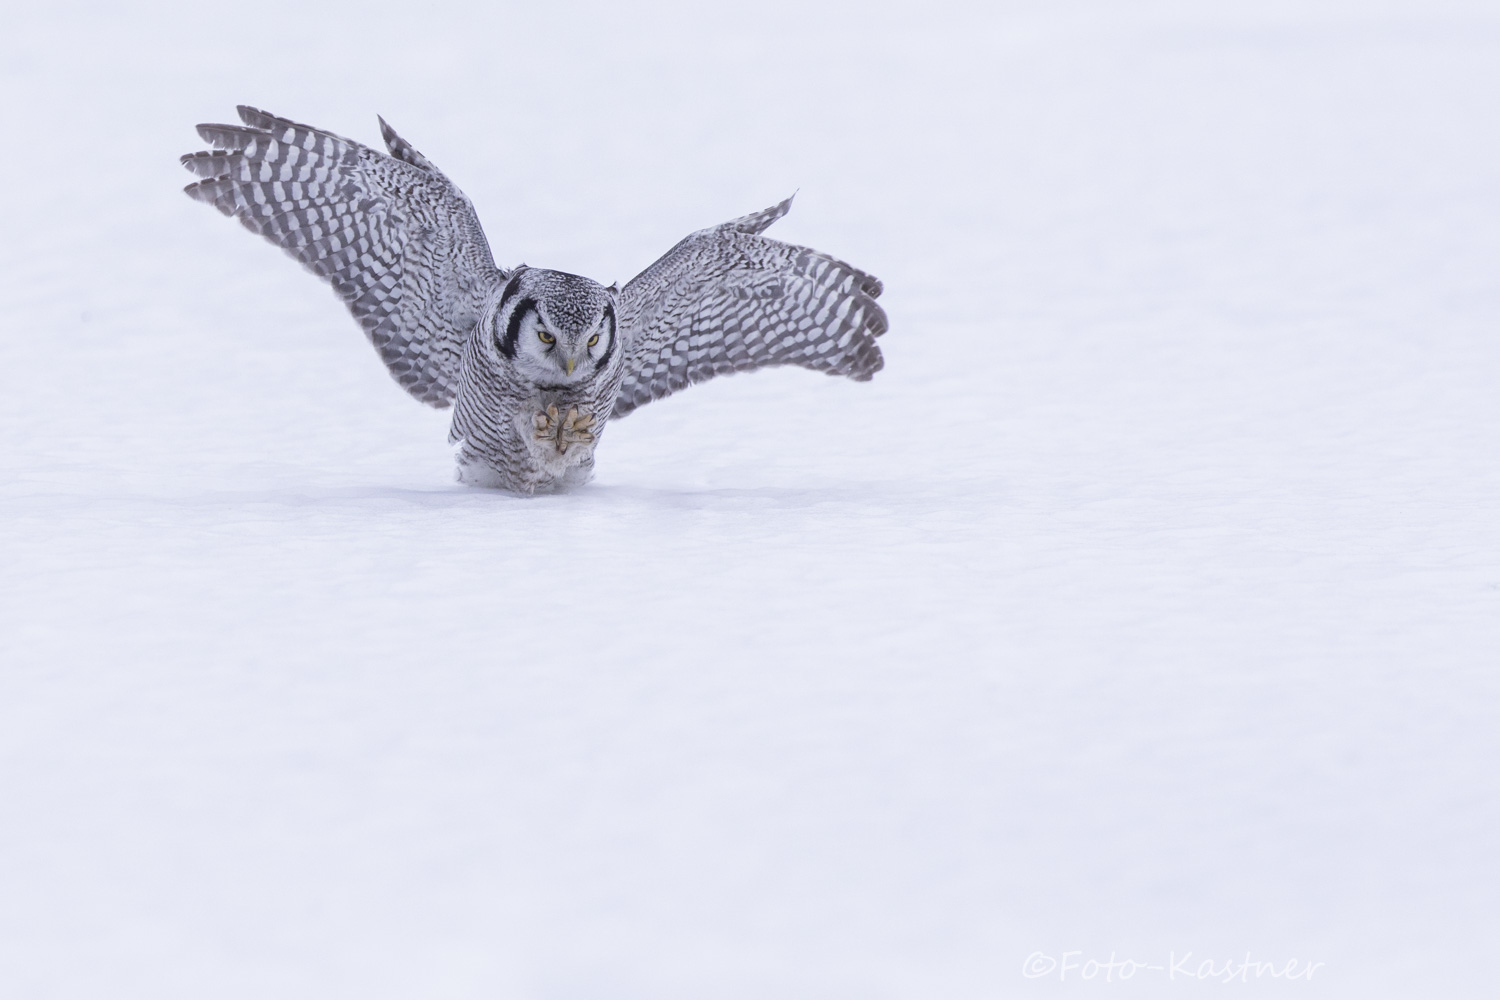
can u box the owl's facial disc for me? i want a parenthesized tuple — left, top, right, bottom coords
(536, 319, 580, 378)
(494, 273, 617, 386)
(549, 306, 614, 381)
(514, 306, 611, 383)
(573, 307, 613, 376)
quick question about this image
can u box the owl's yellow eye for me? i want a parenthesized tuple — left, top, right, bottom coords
(537, 330, 555, 345)
(587, 333, 599, 347)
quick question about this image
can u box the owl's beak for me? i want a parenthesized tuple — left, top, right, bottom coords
(565, 357, 576, 376)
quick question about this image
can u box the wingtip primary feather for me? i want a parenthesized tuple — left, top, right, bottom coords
(724, 194, 795, 235)
(236, 105, 272, 127)
(378, 114, 436, 171)
(235, 106, 304, 133)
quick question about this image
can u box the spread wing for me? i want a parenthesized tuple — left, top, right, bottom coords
(181, 106, 505, 407)
(612, 196, 887, 418)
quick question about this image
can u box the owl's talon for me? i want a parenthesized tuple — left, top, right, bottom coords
(532, 405, 595, 454)
(559, 407, 595, 445)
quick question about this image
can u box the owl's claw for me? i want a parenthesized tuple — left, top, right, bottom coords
(532, 404, 595, 454)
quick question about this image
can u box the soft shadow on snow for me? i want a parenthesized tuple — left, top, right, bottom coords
(582, 480, 998, 513)
(3, 476, 1016, 516)
(3, 485, 483, 513)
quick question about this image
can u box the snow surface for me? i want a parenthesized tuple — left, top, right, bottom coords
(2, 1, 1498, 997)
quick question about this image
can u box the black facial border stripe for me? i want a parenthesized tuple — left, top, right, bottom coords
(496, 272, 523, 314)
(595, 302, 618, 368)
(497, 296, 535, 359)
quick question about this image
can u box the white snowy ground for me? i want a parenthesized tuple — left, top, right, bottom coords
(2, 1, 1497, 997)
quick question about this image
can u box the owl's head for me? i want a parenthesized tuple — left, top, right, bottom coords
(490, 267, 618, 386)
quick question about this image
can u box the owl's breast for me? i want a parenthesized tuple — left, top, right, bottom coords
(451, 366, 618, 494)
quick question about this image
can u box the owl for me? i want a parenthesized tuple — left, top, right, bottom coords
(181, 107, 887, 493)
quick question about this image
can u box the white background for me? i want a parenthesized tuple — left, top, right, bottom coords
(1, 1, 1497, 996)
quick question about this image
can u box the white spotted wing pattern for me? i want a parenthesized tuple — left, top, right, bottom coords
(182, 106, 503, 407)
(614, 197, 887, 418)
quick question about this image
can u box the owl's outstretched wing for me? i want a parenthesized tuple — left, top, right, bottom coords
(612, 196, 887, 419)
(181, 106, 505, 407)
